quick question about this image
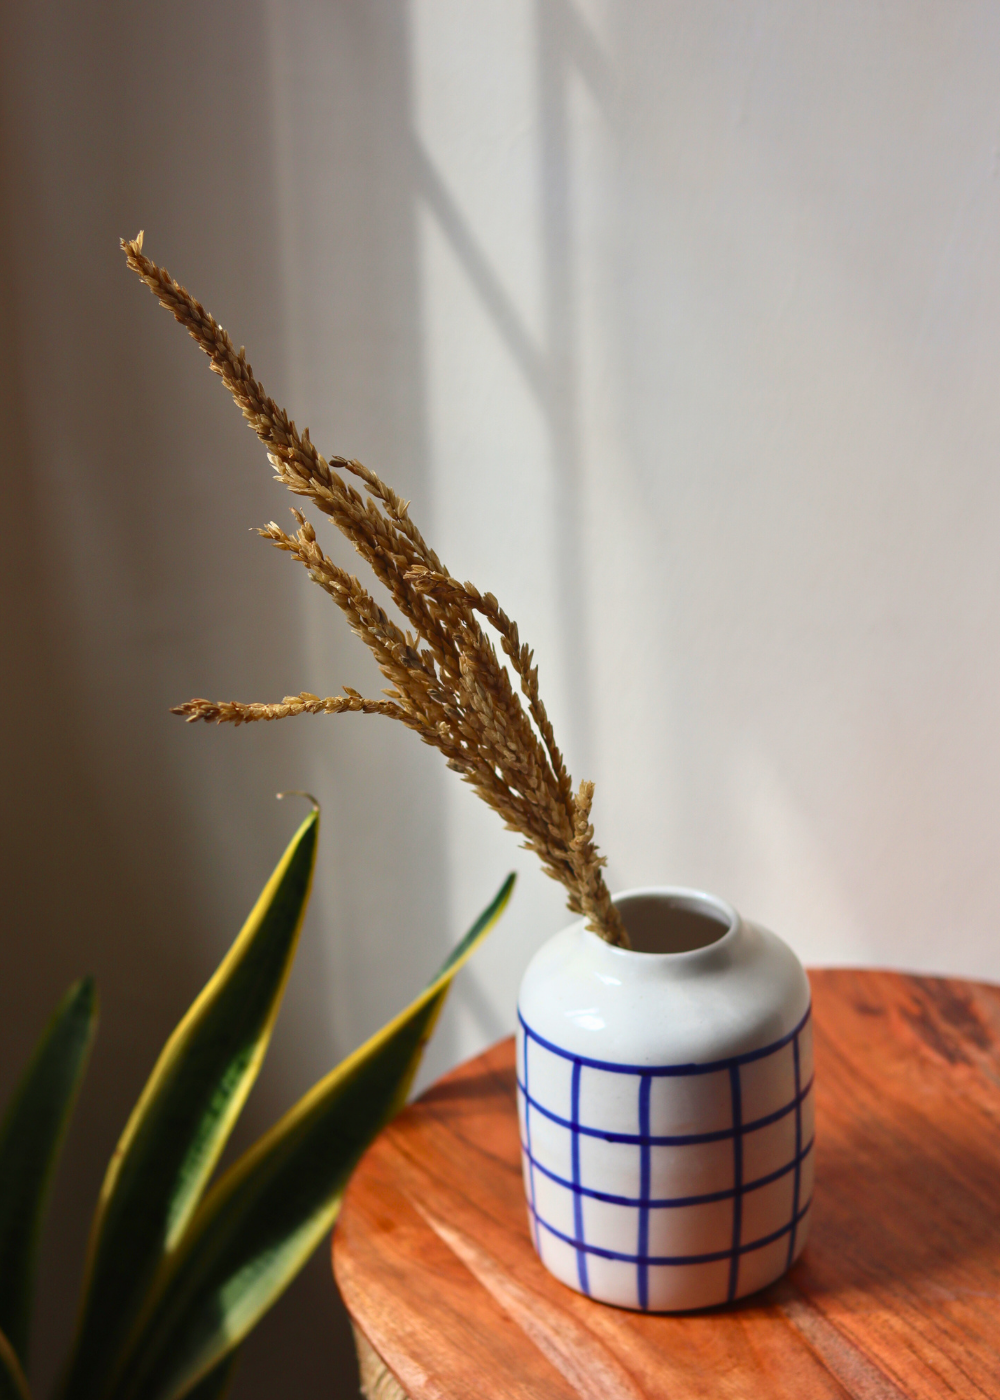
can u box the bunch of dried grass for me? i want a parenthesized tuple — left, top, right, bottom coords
(122, 232, 628, 948)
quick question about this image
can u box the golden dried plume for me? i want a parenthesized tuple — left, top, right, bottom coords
(122, 231, 628, 947)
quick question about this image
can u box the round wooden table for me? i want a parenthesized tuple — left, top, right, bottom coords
(332, 969, 1000, 1399)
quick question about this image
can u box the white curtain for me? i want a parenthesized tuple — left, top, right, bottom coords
(4, 3, 1000, 1394)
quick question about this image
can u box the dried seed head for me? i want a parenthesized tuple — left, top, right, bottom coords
(124, 235, 628, 948)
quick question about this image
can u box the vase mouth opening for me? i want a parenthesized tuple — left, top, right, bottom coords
(606, 887, 738, 956)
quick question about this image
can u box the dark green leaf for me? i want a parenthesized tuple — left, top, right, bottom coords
(0, 1327, 31, 1400)
(111, 874, 514, 1400)
(0, 978, 97, 1368)
(179, 1348, 239, 1400)
(63, 810, 319, 1400)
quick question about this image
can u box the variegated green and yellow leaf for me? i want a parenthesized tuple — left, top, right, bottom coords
(0, 977, 97, 1370)
(62, 809, 319, 1400)
(110, 874, 514, 1400)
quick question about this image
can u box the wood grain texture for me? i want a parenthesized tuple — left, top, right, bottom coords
(333, 970, 1000, 1399)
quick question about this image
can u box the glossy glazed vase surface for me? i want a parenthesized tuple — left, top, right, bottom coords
(516, 888, 813, 1312)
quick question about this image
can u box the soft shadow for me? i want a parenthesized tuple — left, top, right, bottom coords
(416, 1061, 517, 1114)
(0, 2, 440, 1397)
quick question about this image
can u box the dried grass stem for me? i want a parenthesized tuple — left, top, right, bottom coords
(124, 231, 628, 948)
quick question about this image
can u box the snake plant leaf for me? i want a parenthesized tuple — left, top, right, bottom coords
(180, 1348, 239, 1400)
(110, 873, 515, 1400)
(0, 977, 97, 1369)
(0, 1324, 33, 1400)
(62, 809, 319, 1400)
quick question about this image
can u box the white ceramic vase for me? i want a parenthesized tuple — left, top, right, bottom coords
(516, 887, 813, 1312)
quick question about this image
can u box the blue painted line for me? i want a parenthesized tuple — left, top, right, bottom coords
(521, 1030, 540, 1254)
(570, 1061, 590, 1295)
(527, 1196, 813, 1269)
(515, 1073, 814, 1145)
(637, 1074, 652, 1309)
(518, 1133, 816, 1208)
(726, 1063, 743, 1302)
(517, 1003, 811, 1077)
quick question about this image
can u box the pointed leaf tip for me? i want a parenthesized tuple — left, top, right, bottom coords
(276, 791, 320, 812)
(101, 874, 512, 1400)
(62, 812, 318, 1400)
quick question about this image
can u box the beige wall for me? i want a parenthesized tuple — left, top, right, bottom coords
(3, 2, 1000, 1395)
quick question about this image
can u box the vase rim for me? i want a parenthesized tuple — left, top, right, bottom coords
(583, 885, 741, 961)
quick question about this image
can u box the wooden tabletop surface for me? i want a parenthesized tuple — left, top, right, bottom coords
(333, 969, 1000, 1399)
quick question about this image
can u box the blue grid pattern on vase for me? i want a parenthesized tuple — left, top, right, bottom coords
(516, 1004, 814, 1309)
